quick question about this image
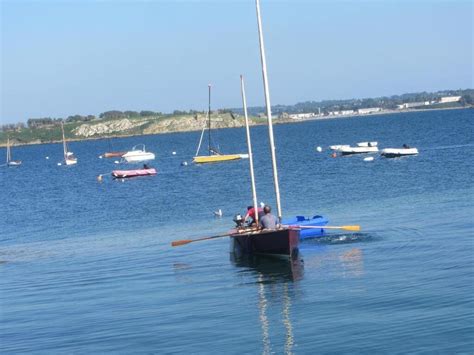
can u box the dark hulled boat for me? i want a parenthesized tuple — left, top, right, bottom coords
(230, 228, 300, 259)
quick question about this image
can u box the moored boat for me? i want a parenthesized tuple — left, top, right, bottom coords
(330, 145, 350, 151)
(5, 138, 22, 166)
(339, 146, 379, 155)
(193, 84, 247, 164)
(104, 151, 126, 158)
(381, 147, 419, 158)
(282, 215, 328, 239)
(112, 167, 157, 179)
(122, 144, 155, 162)
(60, 122, 77, 166)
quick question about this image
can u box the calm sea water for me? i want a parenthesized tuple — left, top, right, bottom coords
(1, 109, 473, 353)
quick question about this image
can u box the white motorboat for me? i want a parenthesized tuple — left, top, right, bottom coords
(339, 146, 379, 155)
(357, 141, 378, 147)
(122, 144, 155, 162)
(381, 147, 418, 158)
(329, 145, 350, 151)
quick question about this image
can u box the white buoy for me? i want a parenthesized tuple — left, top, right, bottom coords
(46, 156, 49, 160)
(181, 161, 188, 166)
(99, 155, 103, 159)
(172, 151, 177, 155)
(316, 146, 322, 152)
(364, 156, 374, 162)
(114, 160, 120, 164)
(57, 162, 62, 166)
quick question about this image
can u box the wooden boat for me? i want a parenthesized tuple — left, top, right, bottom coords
(6, 138, 22, 166)
(282, 215, 328, 239)
(193, 84, 247, 164)
(104, 151, 126, 158)
(381, 147, 419, 158)
(122, 144, 155, 162)
(112, 167, 157, 179)
(231, 1, 300, 259)
(339, 146, 379, 155)
(61, 122, 77, 165)
(230, 228, 300, 259)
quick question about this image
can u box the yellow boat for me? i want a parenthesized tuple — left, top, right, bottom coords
(193, 84, 247, 164)
(193, 153, 248, 164)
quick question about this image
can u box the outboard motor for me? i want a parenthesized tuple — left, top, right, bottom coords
(233, 214, 245, 228)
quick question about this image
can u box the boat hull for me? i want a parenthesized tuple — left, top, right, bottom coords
(340, 146, 379, 155)
(112, 168, 157, 179)
(7, 161, 22, 166)
(65, 158, 77, 165)
(230, 228, 300, 259)
(381, 148, 418, 158)
(122, 152, 155, 162)
(104, 152, 126, 158)
(282, 215, 328, 239)
(193, 154, 247, 164)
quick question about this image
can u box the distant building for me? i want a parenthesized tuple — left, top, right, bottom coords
(340, 110, 355, 115)
(288, 113, 316, 119)
(397, 102, 429, 109)
(358, 107, 382, 114)
(439, 96, 461, 103)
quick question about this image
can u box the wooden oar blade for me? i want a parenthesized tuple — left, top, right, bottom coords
(341, 225, 361, 231)
(171, 239, 193, 247)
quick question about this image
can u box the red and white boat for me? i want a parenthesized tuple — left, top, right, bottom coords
(112, 167, 157, 179)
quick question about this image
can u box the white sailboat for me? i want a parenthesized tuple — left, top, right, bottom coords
(61, 122, 77, 166)
(6, 137, 22, 166)
(193, 84, 248, 164)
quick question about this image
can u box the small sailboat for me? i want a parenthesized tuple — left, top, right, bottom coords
(61, 122, 77, 166)
(5, 137, 22, 166)
(193, 84, 248, 164)
(121, 144, 155, 163)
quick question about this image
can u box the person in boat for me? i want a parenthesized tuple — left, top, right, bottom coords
(402, 144, 410, 149)
(259, 205, 278, 230)
(143, 163, 150, 169)
(244, 205, 264, 227)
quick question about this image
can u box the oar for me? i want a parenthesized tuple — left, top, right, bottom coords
(171, 231, 236, 247)
(283, 225, 361, 231)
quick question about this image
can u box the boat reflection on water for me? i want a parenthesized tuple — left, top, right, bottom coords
(230, 253, 303, 283)
(230, 253, 302, 354)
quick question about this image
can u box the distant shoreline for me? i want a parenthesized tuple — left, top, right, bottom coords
(0, 106, 471, 148)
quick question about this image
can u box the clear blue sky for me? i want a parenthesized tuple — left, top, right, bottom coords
(1, 0, 472, 123)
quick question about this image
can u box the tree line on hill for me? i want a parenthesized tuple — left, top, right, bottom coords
(234, 88, 474, 116)
(1, 88, 472, 133)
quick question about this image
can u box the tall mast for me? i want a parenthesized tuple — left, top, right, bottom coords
(255, 0, 282, 221)
(240, 75, 259, 225)
(208, 84, 212, 155)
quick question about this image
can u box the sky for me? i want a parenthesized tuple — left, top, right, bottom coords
(1, 0, 472, 123)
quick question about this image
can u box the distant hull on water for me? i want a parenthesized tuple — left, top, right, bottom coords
(104, 152, 126, 158)
(122, 144, 155, 163)
(193, 153, 248, 164)
(112, 168, 157, 179)
(381, 147, 419, 158)
(340, 146, 379, 155)
(230, 228, 300, 259)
